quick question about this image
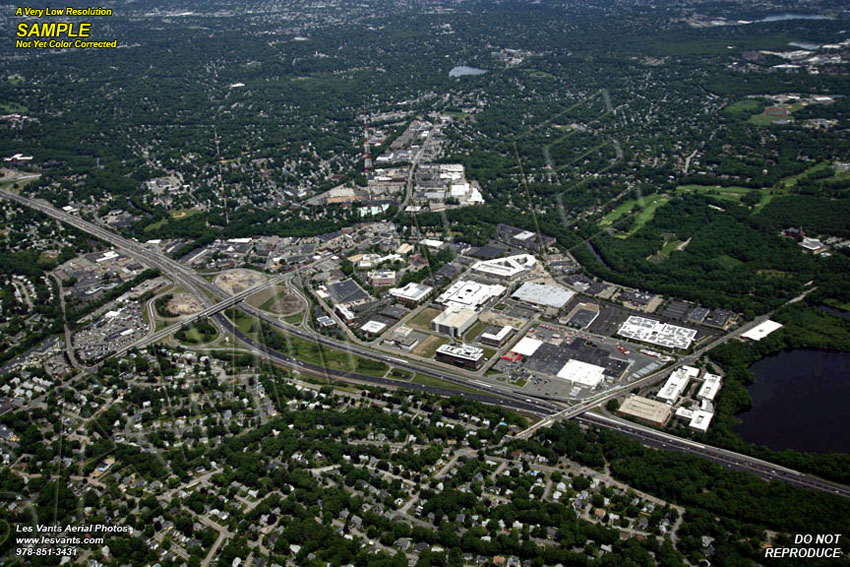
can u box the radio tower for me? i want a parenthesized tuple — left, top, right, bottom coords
(363, 122, 374, 180)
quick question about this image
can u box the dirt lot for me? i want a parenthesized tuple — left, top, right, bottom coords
(246, 285, 305, 315)
(214, 269, 266, 295)
(167, 293, 202, 315)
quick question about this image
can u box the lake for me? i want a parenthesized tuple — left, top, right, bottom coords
(734, 349, 850, 453)
(449, 66, 487, 78)
(755, 14, 833, 23)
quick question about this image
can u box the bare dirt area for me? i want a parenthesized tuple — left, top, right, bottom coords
(214, 269, 266, 295)
(246, 285, 305, 315)
(167, 293, 202, 315)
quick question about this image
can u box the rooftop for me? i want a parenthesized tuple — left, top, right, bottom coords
(512, 281, 576, 309)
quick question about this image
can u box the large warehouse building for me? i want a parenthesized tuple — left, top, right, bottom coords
(618, 395, 672, 426)
(511, 281, 576, 309)
(556, 359, 607, 388)
(617, 316, 697, 350)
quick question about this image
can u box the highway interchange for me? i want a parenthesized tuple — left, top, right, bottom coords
(1, 188, 848, 499)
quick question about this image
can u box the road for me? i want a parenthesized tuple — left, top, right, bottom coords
(579, 412, 850, 498)
(516, 287, 816, 439)
(2, 188, 846, 499)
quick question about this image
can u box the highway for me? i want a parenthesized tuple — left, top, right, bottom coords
(2, 188, 847, 499)
(578, 412, 850, 498)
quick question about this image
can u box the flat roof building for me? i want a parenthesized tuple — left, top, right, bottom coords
(480, 325, 514, 347)
(656, 366, 698, 404)
(435, 343, 485, 370)
(437, 280, 505, 310)
(388, 282, 433, 306)
(368, 270, 396, 287)
(511, 336, 543, 357)
(556, 359, 606, 388)
(431, 306, 478, 338)
(495, 223, 556, 251)
(617, 316, 697, 350)
(360, 320, 388, 335)
(697, 372, 722, 402)
(689, 409, 713, 433)
(618, 395, 672, 427)
(471, 254, 537, 280)
(742, 320, 783, 341)
(512, 281, 576, 309)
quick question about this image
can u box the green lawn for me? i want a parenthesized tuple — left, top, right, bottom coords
(462, 320, 489, 343)
(143, 209, 200, 232)
(660, 239, 684, 257)
(748, 112, 790, 126)
(407, 307, 441, 331)
(626, 195, 670, 236)
(412, 374, 481, 394)
(229, 309, 389, 377)
(723, 99, 762, 115)
(599, 199, 638, 227)
(414, 336, 450, 358)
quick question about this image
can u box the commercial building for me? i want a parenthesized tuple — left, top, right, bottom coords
(741, 320, 783, 341)
(480, 325, 514, 347)
(656, 366, 698, 404)
(511, 336, 543, 357)
(471, 254, 537, 280)
(617, 316, 697, 350)
(431, 306, 478, 338)
(385, 326, 420, 351)
(617, 395, 672, 426)
(335, 304, 355, 324)
(327, 279, 371, 306)
(435, 343, 485, 369)
(368, 270, 396, 287)
(421, 238, 445, 250)
(495, 223, 556, 251)
(555, 359, 606, 388)
(697, 372, 722, 402)
(436, 280, 505, 310)
(360, 320, 388, 335)
(689, 409, 713, 433)
(512, 281, 576, 309)
(388, 282, 433, 306)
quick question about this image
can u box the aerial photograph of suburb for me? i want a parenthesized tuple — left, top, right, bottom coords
(1, 0, 849, 565)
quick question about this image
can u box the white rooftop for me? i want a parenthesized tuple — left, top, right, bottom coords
(512, 281, 576, 309)
(617, 316, 697, 350)
(689, 409, 713, 433)
(360, 320, 387, 334)
(437, 280, 505, 310)
(389, 282, 433, 302)
(436, 343, 484, 361)
(742, 320, 783, 341)
(472, 254, 537, 279)
(656, 368, 692, 403)
(511, 336, 543, 357)
(481, 325, 513, 342)
(697, 372, 722, 401)
(556, 359, 606, 388)
(421, 238, 445, 249)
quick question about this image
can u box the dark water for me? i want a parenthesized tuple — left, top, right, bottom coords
(818, 304, 850, 321)
(756, 14, 833, 22)
(734, 349, 850, 453)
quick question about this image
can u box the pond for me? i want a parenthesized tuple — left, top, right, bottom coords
(449, 66, 487, 78)
(734, 349, 850, 453)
